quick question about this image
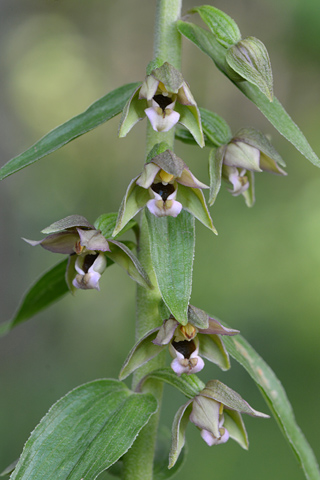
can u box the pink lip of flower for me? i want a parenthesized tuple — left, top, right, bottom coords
(170, 341, 205, 376)
(146, 188, 183, 218)
(72, 252, 107, 291)
(144, 99, 181, 133)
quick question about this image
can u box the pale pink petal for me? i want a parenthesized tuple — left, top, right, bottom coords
(145, 107, 180, 133)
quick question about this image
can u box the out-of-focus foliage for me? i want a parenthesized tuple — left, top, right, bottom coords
(0, 1, 319, 479)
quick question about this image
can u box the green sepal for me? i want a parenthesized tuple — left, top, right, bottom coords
(146, 210, 195, 326)
(191, 5, 241, 48)
(113, 178, 150, 236)
(177, 20, 320, 168)
(226, 37, 274, 101)
(118, 85, 146, 137)
(107, 240, 153, 289)
(153, 425, 187, 480)
(200, 107, 232, 146)
(9, 380, 158, 480)
(41, 215, 93, 234)
(233, 127, 286, 168)
(151, 62, 184, 93)
(119, 329, 164, 380)
(223, 410, 249, 450)
(0, 82, 140, 180)
(146, 58, 165, 76)
(94, 212, 137, 239)
(198, 334, 231, 371)
(200, 380, 269, 417)
(177, 184, 217, 234)
(208, 147, 224, 206)
(146, 142, 172, 164)
(187, 304, 209, 329)
(242, 170, 255, 207)
(175, 102, 204, 148)
(136, 367, 205, 399)
(0, 259, 69, 337)
(169, 402, 192, 469)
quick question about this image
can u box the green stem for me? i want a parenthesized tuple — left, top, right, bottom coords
(122, 1, 182, 479)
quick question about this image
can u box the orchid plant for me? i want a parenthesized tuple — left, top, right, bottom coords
(0, 1, 319, 480)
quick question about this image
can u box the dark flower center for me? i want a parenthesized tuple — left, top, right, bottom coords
(153, 94, 173, 111)
(82, 253, 99, 273)
(172, 339, 196, 359)
(151, 182, 175, 201)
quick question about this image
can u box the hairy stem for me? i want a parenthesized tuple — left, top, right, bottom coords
(122, 1, 182, 479)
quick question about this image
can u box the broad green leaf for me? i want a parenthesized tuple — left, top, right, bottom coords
(146, 210, 195, 325)
(104, 425, 187, 480)
(107, 240, 153, 289)
(10, 379, 157, 480)
(224, 334, 320, 480)
(0, 83, 140, 180)
(94, 213, 137, 239)
(137, 367, 204, 399)
(190, 5, 241, 48)
(177, 21, 320, 168)
(0, 259, 69, 337)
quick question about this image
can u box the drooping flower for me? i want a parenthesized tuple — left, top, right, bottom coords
(24, 215, 110, 292)
(209, 127, 287, 207)
(169, 379, 269, 468)
(113, 147, 216, 236)
(119, 305, 238, 380)
(119, 62, 204, 147)
(24, 214, 153, 292)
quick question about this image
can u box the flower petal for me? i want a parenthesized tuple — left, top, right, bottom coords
(145, 107, 180, 133)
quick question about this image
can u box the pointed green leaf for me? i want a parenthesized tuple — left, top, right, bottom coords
(177, 21, 320, 168)
(146, 210, 195, 325)
(226, 37, 274, 101)
(177, 184, 217, 233)
(0, 460, 18, 477)
(119, 329, 164, 380)
(0, 259, 69, 337)
(208, 147, 224, 206)
(191, 5, 241, 48)
(107, 240, 153, 289)
(0, 83, 140, 180)
(10, 380, 157, 480)
(137, 367, 204, 399)
(93, 213, 137, 239)
(224, 334, 320, 480)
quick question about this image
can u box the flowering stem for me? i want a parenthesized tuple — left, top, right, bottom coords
(122, 1, 182, 479)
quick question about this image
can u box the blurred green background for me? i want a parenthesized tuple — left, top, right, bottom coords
(1, 0, 320, 478)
